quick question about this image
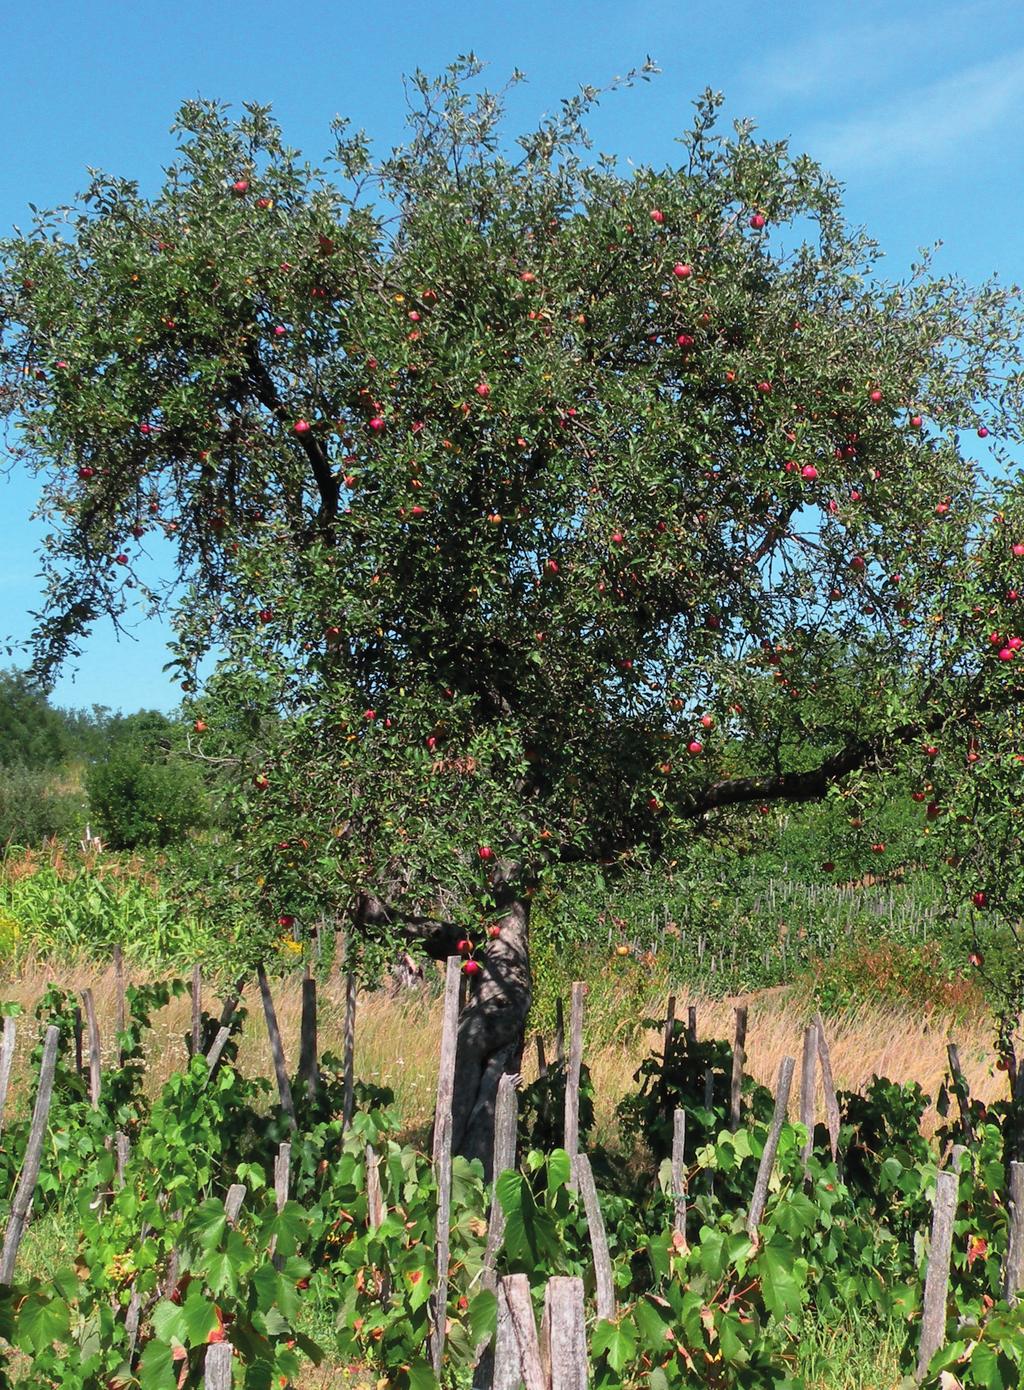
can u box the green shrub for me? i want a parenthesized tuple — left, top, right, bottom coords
(0, 765, 86, 845)
(85, 749, 207, 849)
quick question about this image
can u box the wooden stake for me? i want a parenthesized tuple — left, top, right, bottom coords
(204, 1342, 233, 1389)
(535, 1034, 547, 1078)
(191, 963, 202, 1056)
(814, 1012, 841, 1163)
(946, 1042, 975, 1145)
(564, 982, 586, 1185)
(541, 1276, 589, 1389)
(80, 988, 101, 1108)
(430, 955, 462, 1376)
(0, 1025, 59, 1284)
(0, 1017, 15, 1138)
(256, 963, 297, 1130)
(115, 1131, 130, 1189)
(671, 1108, 687, 1244)
(800, 1023, 818, 1171)
(574, 1155, 615, 1322)
(224, 1184, 246, 1227)
(112, 945, 126, 1065)
(916, 1169, 959, 1382)
(342, 970, 356, 1130)
(204, 1025, 232, 1085)
(73, 1003, 83, 1077)
(747, 1055, 796, 1238)
(475, 1074, 519, 1380)
(554, 997, 566, 1065)
(729, 1005, 748, 1131)
(1004, 1161, 1024, 1305)
(299, 970, 320, 1101)
(663, 995, 677, 1066)
(365, 1147, 384, 1231)
(686, 1005, 697, 1046)
(496, 1274, 546, 1390)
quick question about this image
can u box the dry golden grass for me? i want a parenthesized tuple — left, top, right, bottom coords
(0, 955, 1006, 1138)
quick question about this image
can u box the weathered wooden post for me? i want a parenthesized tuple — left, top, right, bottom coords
(256, 963, 297, 1130)
(0, 1025, 60, 1284)
(0, 1016, 16, 1138)
(80, 989, 102, 1108)
(1002, 1160, 1024, 1305)
(535, 1034, 548, 1078)
(112, 944, 127, 1065)
(204, 1341, 233, 1389)
(475, 1074, 520, 1386)
(747, 1056, 796, 1239)
(671, 1108, 687, 1245)
(800, 1023, 817, 1171)
(541, 1276, 589, 1389)
(729, 1005, 748, 1131)
(430, 955, 462, 1377)
(495, 1274, 546, 1390)
(564, 982, 586, 1187)
(814, 1012, 841, 1163)
(915, 1169, 959, 1382)
(224, 1184, 246, 1227)
(573, 1154, 615, 1322)
(686, 1004, 697, 1047)
(554, 998, 566, 1066)
(299, 966, 320, 1101)
(342, 969, 357, 1130)
(662, 995, 676, 1066)
(946, 1042, 975, 1145)
(191, 963, 203, 1056)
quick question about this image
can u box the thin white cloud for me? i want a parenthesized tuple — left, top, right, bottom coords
(807, 47, 1024, 174)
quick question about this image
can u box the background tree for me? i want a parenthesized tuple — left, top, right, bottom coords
(3, 60, 1024, 1161)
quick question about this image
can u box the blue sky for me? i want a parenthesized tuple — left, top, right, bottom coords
(2, 0, 1022, 712)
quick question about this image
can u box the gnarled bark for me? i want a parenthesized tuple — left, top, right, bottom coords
(450, 896, 531, 1176)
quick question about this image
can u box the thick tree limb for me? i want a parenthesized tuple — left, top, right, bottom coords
(675, 678, 1022, 822)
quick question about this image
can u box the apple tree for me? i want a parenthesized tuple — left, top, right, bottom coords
(4, 60, 1024, 1164)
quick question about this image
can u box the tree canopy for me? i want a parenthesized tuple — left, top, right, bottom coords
(4, 59, 1024, 1156)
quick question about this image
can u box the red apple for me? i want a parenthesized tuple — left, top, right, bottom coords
(801, 464, 818, 480)
(488, 924, 502, 939)
(977, 426, 989, 438)
(999, 648, 1016, 661)
(115, 553, 128, 565)
(293, 419, 311, 435)
(749, 213, 766, 229)
(821, 861, 835, 873)
(756, 381, 772, 394)
(700, 714, 714, 729)
(869, 389, 883, 403)
(972, 891, 987, 908)
(78, 466, 95, 480)
(687, 740, 703, 756)
(193, 719, 207, 734)
(673, 263, 693, 278)
(478, 846, 494, 861)
(871, 842, 886, 854)
(910, 414, 923, 427)
(969, 950, 984, 968)
(456, 938, 473, 955)
(849, 555, 866, 572)
(463, 959, 482, 976)
(364, 709, 376, 720)
(258, 608, 273, 623)
(610, 531, 624, 545)
(231, 179, 250, 195)
(475, 382, 491, 397)
(369, 416, 385, 431)
(650, 209, 665, 225)
(253, 773, 269, 790)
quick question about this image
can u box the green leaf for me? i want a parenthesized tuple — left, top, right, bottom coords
(138, 1338, 176, 1390)
(757, 1239, 807, 1320)
(592, 1316, 638, 1374)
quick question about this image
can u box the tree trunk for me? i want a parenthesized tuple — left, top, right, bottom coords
(451, 895, 531, 1175)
